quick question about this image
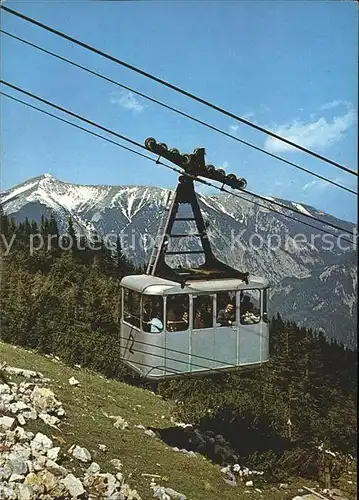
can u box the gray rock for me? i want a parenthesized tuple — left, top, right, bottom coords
(110, 459, 123, 471)
(68, 377, 80, 386)
(165, 487, 187, 499)
(47, 481, 69, 498)
(11, 443, 31, 461)
(1, 393, 14, 405)
(17, 414, 26, 426)
(15, 483, 34, 500)
(47, 446, 61, 461)
(5, 430, 17, 445)
(0, 467, 12, 481)
(70, 444, 92, 462)
(45, 459, 68, 477)
(103, 472, 118, 496)
(9, 401, 30, 414)
(33, 455, 48, 471)
(37, 470, 58, 492)
(26, 460, 34, 474)
(119, 483, 142, 500)
(0, 484, 17, 500)
(56, 408, 66, 417)
(152, 485, 171, 500)
(14, 427, 33, 442)
(22, 408, 37, 421)
(292, 496, 321, 500)
(5, 367, 40, 378)
(30, 387, 58, 413)
(116, 472, 123, 484)
(31, 433, 53, 454)
(38, 412, 60, 427)
(24, 473, 46, 495)
(111, 416, 129, 430)
(144, 429, 156, 438)
(6, 453, 28, 475)
(61, 473, 85, 497)
(0, 383, 11, 394)
(9, 473, 25, 482)
(86, 462, 101, 475)
(0, 416, 16, 430)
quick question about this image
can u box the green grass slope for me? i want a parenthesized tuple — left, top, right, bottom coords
(0, 341, 355, 500)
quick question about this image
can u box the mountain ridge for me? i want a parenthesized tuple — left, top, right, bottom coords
(1, 174, 357, 347)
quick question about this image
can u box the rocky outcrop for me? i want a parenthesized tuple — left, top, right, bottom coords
(0, 362, 142, 499)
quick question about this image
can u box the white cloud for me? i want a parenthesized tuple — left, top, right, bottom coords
(260, 104, 270, 112)
(221, 161, 229, 170)
(302, 176, 351, 195)
(230, 112, 254, 134)
(242, 111, 255, 120)
(320, 100, 350, 111)
(264, 106, 357, 153)
(110, 90, 146, 113)
(302, 180, 328, 193)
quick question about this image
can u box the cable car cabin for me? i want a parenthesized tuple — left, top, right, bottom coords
(118, 140, 270, 379)
(119, 274, 269, 380)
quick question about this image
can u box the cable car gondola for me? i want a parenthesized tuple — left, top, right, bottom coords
(119, 139, 270, 379)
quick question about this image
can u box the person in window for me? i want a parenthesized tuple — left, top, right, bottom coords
(147, 311, 163, 333)
(142, 303, 151, 324)
(241, 295, 253, 314)
(201, 303, 213, 328)
(217, 303, 235, 326)
(166, 307, 176, 331)
(166, 308, 188, 331)
(194, 310, 204, 329)
(240, 294, 258, 324)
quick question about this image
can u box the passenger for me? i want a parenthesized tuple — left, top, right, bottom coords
(201, 304, 213, 328)
(142, 303, 151, 323)
(217, 303, 235, 326)
(241, 294, 253, 314)
(166, 308, 176, 331)
(194, 310, 204, 329)
(241, 294, 261, 324)
(166, 307, 188, 331)
(147, 311, 163, 333)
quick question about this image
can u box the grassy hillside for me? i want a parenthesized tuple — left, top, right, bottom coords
(3, 341, 353, 500)
(0, 216, 356, 499)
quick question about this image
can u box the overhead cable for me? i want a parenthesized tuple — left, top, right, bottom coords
(1, 29, 356, 195)
(1, 5, 356, 176)
(1, 87, 355, 244)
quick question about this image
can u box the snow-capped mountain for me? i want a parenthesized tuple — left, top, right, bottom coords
(1, 174, 357, 347)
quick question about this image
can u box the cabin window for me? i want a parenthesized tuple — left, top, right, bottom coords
(166, 294, 189, 332)
(193, 295, 213, 329)
(240, 289, 261, 325)
(123, 288, 141, 328)
(263, 289, 268, 323)
(142, 296, 164, 334)
(216, 291, 236, 326)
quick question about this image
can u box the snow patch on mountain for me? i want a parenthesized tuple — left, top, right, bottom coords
(292, 202, 313, 218)
(0, 174, 357, 347)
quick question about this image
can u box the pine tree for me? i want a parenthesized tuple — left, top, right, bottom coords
(67, 216, 77, 255)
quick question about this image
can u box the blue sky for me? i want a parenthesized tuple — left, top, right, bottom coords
(1, 0, 358, 222)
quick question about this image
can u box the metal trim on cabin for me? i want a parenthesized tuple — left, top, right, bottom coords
(120, 274, 269, 294)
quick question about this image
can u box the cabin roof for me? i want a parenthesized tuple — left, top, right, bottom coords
(120, 274, 269, 294)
